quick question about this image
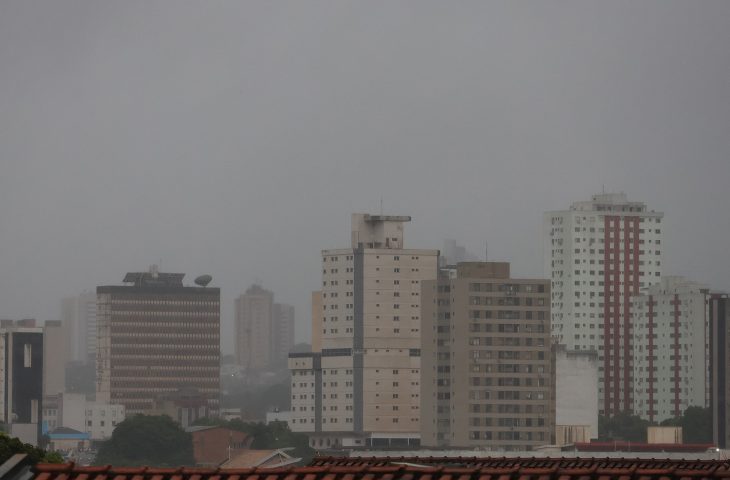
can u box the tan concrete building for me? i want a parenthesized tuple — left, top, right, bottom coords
(289, 214, 438, 449)
(421, 262, 554, 451)
(96, 266, 220, 415)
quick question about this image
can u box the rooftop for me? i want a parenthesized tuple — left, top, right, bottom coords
(31, 457, 730, 480)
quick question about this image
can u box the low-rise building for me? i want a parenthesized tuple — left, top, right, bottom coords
(185, 425, 252, 467)
(42, 393, 125, 441)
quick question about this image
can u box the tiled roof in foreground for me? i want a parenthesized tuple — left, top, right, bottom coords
(32, 457, 730, 480)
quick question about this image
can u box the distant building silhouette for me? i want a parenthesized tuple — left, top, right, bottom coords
(234, 285, 295, 371)
(61, 292, 97, 364)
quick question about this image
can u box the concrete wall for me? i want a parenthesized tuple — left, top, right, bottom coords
(555, 346, 599, 439)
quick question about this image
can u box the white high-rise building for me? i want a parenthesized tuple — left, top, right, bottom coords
(631, 276, 710, 422)
(544, 193, 663, 416)
(289, 214, 438, 449)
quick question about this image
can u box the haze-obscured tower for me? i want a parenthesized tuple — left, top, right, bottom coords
(289, 214, 438, 449)
(421, 262, 554, 451)
(61, 292, 97, 364)
(234, 285, 273, 370)
(96, 266, 220, 415)
(544, 193, 663, 416)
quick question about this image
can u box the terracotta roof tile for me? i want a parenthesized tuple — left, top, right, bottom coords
(31, 457, 730, 480)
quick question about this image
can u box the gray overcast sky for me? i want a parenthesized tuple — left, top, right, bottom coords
(1, 1, 729, 353)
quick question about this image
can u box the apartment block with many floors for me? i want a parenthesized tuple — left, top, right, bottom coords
(544, 193, 663, 416)
(96, 266, 220, 415)
(421, 262, 554, 451)
(289, 214, 438, 449)
(630, 276, 710, 423)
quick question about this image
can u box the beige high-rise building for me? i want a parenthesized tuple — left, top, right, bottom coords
(96, 267, 220, 415)
(289, 214, 438, 449)
(421, 262, 555, 451)
(234, 285, 273, 370)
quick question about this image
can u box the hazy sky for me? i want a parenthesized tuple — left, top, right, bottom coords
(1, 1, 728, 353)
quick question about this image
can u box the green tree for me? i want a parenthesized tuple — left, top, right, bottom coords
(0, 433, 63, 464)
(94, 415, 194, 467)
(598, 411, 652, 442)
(661, 406, 712, 443)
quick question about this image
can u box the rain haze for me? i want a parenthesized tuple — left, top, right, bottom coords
(1, 1, 729, 353)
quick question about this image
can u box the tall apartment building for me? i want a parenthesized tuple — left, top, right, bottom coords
(0, 320, 44, 445)
(710, 294, 730, 449)
(421, 262, 554, 451)
(96, 266, 220, 415)
(61, 292, 97, 364)
(235, 285, 273, 370)
(289, 214, 438, 449)
(631, 276, 710, 423)
(544, 193, 663, 416)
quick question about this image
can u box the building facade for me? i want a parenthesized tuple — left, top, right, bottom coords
(0, 320, 44, 445)
(289, 214, 439, 449)
(421, 262, 554, 451)
(43, 392, 125, 440)
(272, 303, 295, 367)
(61, 292, 97, 364)
(544, 193, 663, 416)
(43, 320, 69, 396)
(235, 286, 295, 371)
(710, 294, 730, 449)
(631, 277, 710, 423)
(96, 267, 220, 415)
(555, 345, 599, 440)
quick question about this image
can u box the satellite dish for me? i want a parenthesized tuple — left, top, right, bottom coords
(194, 275, 212, 287)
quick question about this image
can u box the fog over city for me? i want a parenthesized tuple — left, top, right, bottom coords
(1, 1, 729, 353)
